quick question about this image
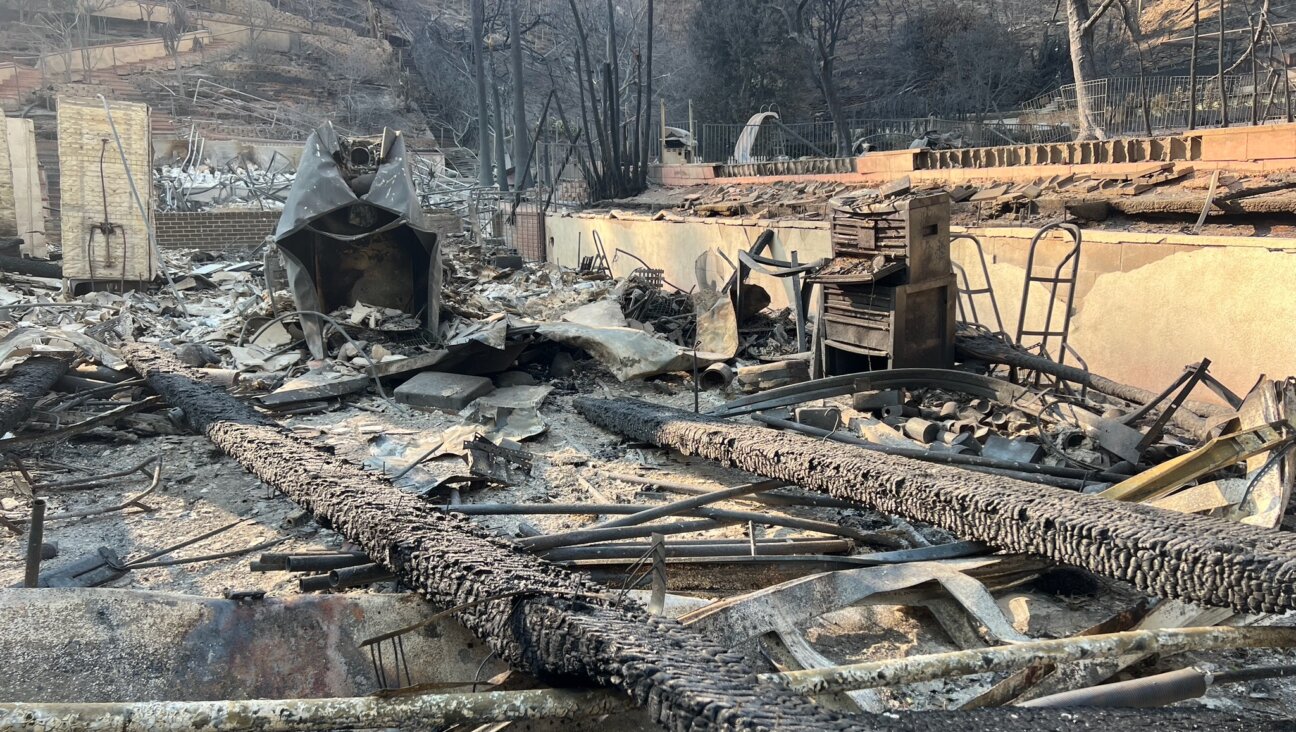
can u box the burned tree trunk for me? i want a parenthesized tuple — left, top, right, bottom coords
(509, 0, 529, 190)
(1064, 0, 1110, 140)
(575, 397, 1296, 615)
(472, 0, 494, 187)
(0, 357, 68, 437)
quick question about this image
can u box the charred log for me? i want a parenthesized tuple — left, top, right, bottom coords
(0, 357, 69, 436)
(575, 397, 1296, 616)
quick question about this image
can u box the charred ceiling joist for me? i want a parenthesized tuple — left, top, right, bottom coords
(0, 357, 68, 436)
(122, 345, 1296, 731)
(575, 398, 1296, 616)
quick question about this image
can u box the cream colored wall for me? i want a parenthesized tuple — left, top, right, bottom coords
(545, 213, 831, 310)
(6, 118, 47, 258)
(58, 97, 155, 280)
(545, 212, 1294, 396)
(954, 227, 1296, 400)
(0, 120, 15, 239)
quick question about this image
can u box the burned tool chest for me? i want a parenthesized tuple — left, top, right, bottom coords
(812, 192, 955, 373)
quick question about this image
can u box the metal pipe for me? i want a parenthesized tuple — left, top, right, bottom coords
(699, 362, 735, 390)
(595, 479, 784, 529)
(329, 563, 397, 589)
(285, 553, 371, 572)
(0, 688, 632, 731)
(539, 539, 853, 561)
(762, 626, 1296, 695)
(23, 498, 46, 588)
(1020, 667, 1208, 708)
(473, 504, 899, 548)
(598, 471, 856, 509)
(517, 519, 734, 552)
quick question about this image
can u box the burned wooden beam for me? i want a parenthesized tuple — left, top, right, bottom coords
(123, 345, 1290, 731)
(575, 397, 1296, 615)
(0, 357, 68, 437)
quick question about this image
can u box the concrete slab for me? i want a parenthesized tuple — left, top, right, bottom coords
(395, 371, 495, 411)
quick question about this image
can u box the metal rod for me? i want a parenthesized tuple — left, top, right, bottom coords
(539, 539, 854, 561)
(762, 626, 1296, 695)
(598, 471, 856, 509)
(648, 533, 666, 614)
(517, 519, 734, 552)
(0, 688, 632, 732)
(23, 498, 45, 588)
(594, 479, 784, 529)
(461, 503, 899, 547)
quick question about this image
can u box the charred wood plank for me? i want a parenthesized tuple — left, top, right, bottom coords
(575, 397, 1296, 616)
(124, 344, 1288, 731)
(0, 357, 69, 438)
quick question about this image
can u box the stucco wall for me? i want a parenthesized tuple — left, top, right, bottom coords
(954, 227, 1296, 402)
(545, 213, 831, 311)
(546, 211, 1296, 397)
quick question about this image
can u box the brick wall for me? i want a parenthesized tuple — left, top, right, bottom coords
(154, 210, 281, 250)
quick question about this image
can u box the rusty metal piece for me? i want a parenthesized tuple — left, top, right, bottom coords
(1099, 422, 1294, 503)
(576, 398, 1296, 614)
(960, 601, 1152, 709)
(763, 626, 1296, 695)
(0, 688, 633, 731)
(22, 498, 45, 588)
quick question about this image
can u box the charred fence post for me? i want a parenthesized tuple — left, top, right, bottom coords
(0, 357, 69, 436)
(574, 397, 1296, 615)
(122, 345, 1296, 731)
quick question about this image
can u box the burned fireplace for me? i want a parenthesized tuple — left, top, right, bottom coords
(274, 124, 442, 358)
(810, 192, 955, 376)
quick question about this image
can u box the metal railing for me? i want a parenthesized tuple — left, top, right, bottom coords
(1015, 74, 1294, 135)
(697, 117, 1071, 164)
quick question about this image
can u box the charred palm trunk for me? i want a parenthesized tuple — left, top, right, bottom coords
(0, 357, 67, 436)
(575, 397, 1296, 615)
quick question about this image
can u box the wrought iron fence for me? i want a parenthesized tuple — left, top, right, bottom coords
(697, 117, 1071, 163)
(1015, 74, 1294, 135)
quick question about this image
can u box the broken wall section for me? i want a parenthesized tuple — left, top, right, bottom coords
(7, 118, 47, 258)
(0, 119, 15, 240)
(58, 97, 156, 281)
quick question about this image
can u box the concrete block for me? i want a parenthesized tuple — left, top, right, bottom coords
(395, 371, 495, 411)
(851, 388, 902, 412)
(795, 406, 843, 432)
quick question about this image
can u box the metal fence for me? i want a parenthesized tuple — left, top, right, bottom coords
(1016, 74, 1294, 136)
(697, 117, 1071, 164)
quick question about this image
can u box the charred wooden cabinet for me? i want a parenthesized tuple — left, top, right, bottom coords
(813, 192, 955, 375)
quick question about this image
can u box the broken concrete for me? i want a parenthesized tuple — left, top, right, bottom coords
(395, 371, 495, 411)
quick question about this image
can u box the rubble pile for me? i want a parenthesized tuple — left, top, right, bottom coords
(1, 127, 1295, 732)
(155, 163, 296, 212)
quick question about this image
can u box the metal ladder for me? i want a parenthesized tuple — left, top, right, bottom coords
(1014, 222, 1083, 382)
(951, 233, 1006, 336)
